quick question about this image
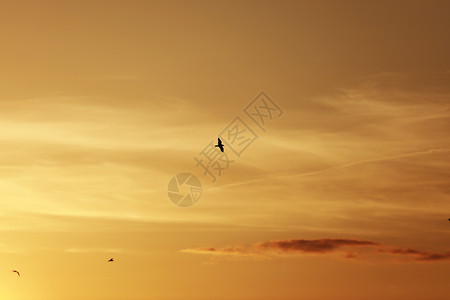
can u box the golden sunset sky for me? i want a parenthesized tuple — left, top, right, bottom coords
(0, 1, 449, 299)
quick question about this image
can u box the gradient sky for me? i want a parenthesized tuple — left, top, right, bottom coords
(0, 1, 449, 299)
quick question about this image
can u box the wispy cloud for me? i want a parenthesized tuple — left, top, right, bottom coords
(65, 248, 122, 253)
(258, 238, 378, 252)
(182, 238, 379, 259)
(183, 238, 450, 263)
(382, 248, 450, 262)
(1, 73, 449, 246)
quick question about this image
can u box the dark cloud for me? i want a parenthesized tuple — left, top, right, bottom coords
(258, 238, 379, 253)
(386, 248, 450, 262)
(182, 238, 380, 259)
(183, 238, 450, 263)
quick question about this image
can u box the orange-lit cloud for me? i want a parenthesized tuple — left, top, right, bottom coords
(183, 238, 450, 263)
(258, 238, 379, 253)
(382, 248, 450, 262)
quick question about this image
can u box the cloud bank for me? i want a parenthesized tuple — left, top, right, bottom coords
(183, 238, 450, 263)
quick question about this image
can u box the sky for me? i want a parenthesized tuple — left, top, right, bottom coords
(0, 1, 449, 299)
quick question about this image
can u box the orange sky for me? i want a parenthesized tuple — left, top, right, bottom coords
(0, 1, 449, 299)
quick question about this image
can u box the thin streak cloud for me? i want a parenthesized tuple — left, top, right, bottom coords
(183, 238, 450, 263)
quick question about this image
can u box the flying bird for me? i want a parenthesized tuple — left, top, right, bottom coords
(108, 258, 114, 262)
(12, 270, 20, 277)
(215, 138, 224, 152)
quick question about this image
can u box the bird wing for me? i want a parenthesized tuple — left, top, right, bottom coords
(218, 138, 222, 145)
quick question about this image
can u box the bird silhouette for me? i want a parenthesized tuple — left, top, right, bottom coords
(12, 270, 20, 277)
(215, 138, 224, 152)
(108, 258, 114, 262)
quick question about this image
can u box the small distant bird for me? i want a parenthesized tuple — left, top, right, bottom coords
(12, 270, 20, 277)
(108, 258, 114, 262)
(215, 138, 224, 152)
